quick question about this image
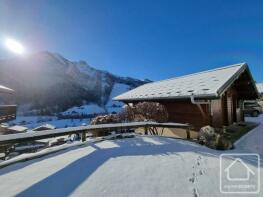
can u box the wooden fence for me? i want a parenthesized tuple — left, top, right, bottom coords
(0, 121, 191, 146)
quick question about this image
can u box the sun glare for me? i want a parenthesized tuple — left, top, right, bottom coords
(4, 38, 25, 55)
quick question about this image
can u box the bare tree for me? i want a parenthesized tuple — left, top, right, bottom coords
(91, 102, 168, 125)
(119, 102, 168, 123)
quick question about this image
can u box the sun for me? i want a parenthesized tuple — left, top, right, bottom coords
(4, 38, 25, 55)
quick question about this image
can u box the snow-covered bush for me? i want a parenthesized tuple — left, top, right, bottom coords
(198, 125, 233, 150)
(198, 126, 217, 147)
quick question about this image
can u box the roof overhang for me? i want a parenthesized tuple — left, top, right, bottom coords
(116, 94, 219, 103)
(0, 85, 14, 94)
(217, 63, 259, 99)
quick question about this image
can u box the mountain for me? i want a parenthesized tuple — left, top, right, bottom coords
(0, 51, 149, 115)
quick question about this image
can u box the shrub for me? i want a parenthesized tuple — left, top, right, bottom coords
(198, 125, 233, 150)
(215, 135, 233, 150)
(90, 114, 121, 125)
(90, 114, 121, 137)
(90, 102, 168, 136)
(198, 126, 217, 147)
(119, 102, 168, 123)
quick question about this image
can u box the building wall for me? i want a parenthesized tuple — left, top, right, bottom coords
(211, 87, 245, 128)
(222, 88, 245, 126)
(211, 99, 224, 128)
(160, 93, 244, 131)
(161, 100, 210, 131)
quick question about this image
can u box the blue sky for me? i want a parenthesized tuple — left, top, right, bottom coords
(0, 0, 263, 82)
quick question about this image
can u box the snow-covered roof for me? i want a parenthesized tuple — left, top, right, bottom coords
(257, 83, 263, 94)
(0, 84, 14, 94)
(114, 63, 255, 101)
(8, 125, 28, 132)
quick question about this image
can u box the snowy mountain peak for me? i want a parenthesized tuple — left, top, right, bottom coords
(0, 51, 149, 115)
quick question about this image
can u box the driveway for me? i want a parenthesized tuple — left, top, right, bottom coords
(234, 114, 263, 157)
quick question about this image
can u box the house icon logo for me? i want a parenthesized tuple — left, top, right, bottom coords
(220, 153, 260, 194)
(224, 158, 255, 181)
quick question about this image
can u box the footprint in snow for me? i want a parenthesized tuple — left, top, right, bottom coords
(189, 172, 197, 183)
(189, 177, 195, 183)
(193, 188, 200, 197)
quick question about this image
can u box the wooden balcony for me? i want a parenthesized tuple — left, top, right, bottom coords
(0, 105, 16, 123)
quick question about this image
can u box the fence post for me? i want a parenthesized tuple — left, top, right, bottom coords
(186, 127, 191, 139)
(82, 131, 86, 142)
(144, 126, 148, 135)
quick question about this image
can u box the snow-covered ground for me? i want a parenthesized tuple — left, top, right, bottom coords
(8, 116, 90, 129)
(10, 83, 131, 128)
(1, 115, 263, 197)
(0, 135, 262, 197)
(234, 114, 263, 157)
(106, 83, 130, 113)
(61, 104, 105, 116)
(61, 83, 130, 116)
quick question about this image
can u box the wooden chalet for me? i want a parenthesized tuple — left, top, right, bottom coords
(0, 84, 16, 123)
(114, 63, 259, 131)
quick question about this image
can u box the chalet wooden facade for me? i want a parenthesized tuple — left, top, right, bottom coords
(0, 84, 16, 123)
(114, 63, 259, 131)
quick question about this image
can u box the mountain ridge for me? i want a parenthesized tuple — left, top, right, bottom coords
(0, 51, 149, 115)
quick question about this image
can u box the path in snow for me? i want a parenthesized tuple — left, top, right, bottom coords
(235, 114, 263, 157)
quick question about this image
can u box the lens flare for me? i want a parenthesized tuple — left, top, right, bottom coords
(5, 38, 25, 54)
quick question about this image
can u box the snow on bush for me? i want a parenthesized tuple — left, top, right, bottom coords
(198, 126, 232, 150)
(198, 126, 217, 146)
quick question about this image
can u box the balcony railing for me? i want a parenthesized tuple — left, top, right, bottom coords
(0, 105, 16, 123)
